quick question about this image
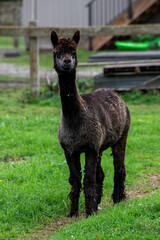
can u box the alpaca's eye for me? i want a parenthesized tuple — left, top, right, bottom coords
(72, 52, 76, 58)
(54, 52, 60, 58)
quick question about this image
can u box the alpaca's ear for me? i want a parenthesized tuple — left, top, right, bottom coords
(51, 31, 59, 48)
(72, 30, 80, 45)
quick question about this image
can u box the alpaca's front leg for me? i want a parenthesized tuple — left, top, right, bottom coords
(65, 151, 81, 217)
(84, 150, 98, 216)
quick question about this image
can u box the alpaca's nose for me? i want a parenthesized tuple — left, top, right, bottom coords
(63, 57, 71, 64)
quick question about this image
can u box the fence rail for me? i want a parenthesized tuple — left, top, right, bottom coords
(1, 24, 160, 37)
(1, 24, 160, 94)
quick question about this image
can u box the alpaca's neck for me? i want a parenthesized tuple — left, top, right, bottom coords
(58, 70, 82, 117)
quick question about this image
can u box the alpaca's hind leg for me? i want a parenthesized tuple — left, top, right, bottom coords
(84, 149, 98, 216)
(112, 130, 128, 204)
(65, 151, 81, 217)
(94, 152, 105, 210)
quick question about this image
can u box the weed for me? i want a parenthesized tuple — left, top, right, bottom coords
(121, 89, 160, 104)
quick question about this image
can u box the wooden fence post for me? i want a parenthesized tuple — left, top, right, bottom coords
(29, 20, 40, 95)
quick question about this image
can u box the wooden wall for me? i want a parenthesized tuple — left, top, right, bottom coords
(22, 0, 89, 27)
(22, 0, 139, 49)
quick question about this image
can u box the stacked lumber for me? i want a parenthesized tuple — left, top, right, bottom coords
(94, 59, 160, 91)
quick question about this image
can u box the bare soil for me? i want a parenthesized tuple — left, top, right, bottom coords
(127, 173, 160, 198)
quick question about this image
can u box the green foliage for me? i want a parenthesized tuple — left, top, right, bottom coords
(131, 35, 156, 43)
(77, 78, 94, 94)
(121, 89, 160, 104)
(19, 78, 94, 104)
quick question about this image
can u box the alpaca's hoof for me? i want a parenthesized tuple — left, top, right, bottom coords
(112, 193, 126, 205)
(66, 212, 78, 218)
(86, 209, 97, 217)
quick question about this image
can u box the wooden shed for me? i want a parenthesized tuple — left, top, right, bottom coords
(22, 0, 90, 49)
(22, 0, 139, 49)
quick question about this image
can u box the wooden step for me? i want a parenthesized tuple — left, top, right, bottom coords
(92, 0, 159, 51)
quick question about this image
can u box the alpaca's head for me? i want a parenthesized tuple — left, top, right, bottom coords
(51, 30, 80, 73)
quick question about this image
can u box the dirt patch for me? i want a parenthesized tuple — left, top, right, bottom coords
(149, 174, 160, 186)
(127, 174, 160, 199)
(0, 155, 26, 163)
(21, 174, 160, 240)
(30, 213, 85, 240)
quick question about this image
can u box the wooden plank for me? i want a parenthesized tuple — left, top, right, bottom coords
(104, 67, 160, 75)
(104, 62, 160, 69)
(103, 59, 160, 75)
(105, 71, 160, 76)
(79, 59, 160, 67)
(104, 64, 160, 75)
(89, 51, 160, 63)
(142, 75, 160, 86)
(1, 24, 160, 37)
(104, 68, 160, 75)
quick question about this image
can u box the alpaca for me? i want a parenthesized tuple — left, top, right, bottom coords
(51, 30, 131, 217)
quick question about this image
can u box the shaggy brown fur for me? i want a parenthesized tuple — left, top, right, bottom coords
(51, 30, 131, 217)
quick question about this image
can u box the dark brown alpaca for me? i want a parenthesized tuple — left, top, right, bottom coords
(51, 30, 131, 217)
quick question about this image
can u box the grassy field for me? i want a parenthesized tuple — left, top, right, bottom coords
(0, 75, 29, 82)
(51, 192, 160, 240)
(0, 48, 97, 68)
(0, 86, 159, 240)
(0, 36, 25, 50)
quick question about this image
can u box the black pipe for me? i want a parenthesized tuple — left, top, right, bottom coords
(86, 1, 96, 51)
(128, 0, 133, 19)
(88, 3, 93, 51)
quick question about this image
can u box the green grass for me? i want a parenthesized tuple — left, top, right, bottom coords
(0, 47, 97, 68)
(0, 51, 30, 66)
(0, 36, 25, 49)
(51, 192, 160, 240)
(0, 75, 29, 82)
(0, 87, 159, 239)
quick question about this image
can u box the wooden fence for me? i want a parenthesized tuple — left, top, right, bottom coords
(1, 23, 160, 94)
